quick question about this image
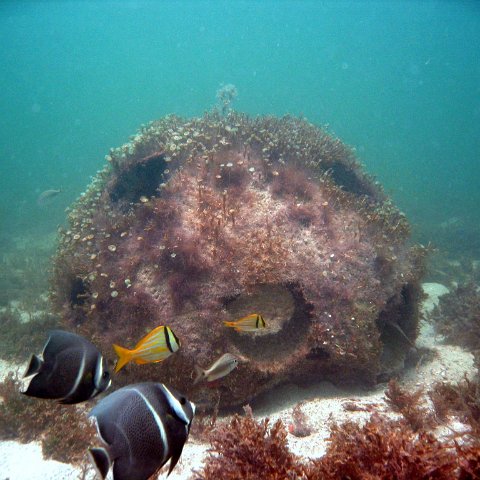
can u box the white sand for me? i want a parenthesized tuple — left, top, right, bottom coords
(421, 282, 450, 315)
(0, 441, 85, 480)
(1, 282, 475, 479)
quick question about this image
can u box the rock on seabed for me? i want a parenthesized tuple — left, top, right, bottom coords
(51, 112, 426, 408)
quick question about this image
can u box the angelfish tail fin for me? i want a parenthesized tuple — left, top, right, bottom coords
(193, 364, 205, 385)
(112, 344, 132, 373)
(24, 354, 43, 377)
(88, 447, 110, 479)
(223, 321, 235, 328)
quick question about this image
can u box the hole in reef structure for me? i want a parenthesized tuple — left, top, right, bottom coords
(306, 346, 331, 361)
(329, 162, 380, 199)
(51, 111, 427, 407)
(108, 151, 167, 208)
(69, 277, 89, 307)
(224, 283, 312, 361)
(376, 283, 421, 380)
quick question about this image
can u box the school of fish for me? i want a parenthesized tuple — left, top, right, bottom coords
(21, 312, 266, 479)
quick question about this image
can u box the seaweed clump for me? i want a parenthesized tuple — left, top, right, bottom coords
(310, 414, 459, 479)
(196, 404, 480, 480)
(0, 372, 95, 464)
(430, 377, 480, 438)
(431, 282, 480, 354)
(385, 379, 435, 431)
(0, 308, 58, 362)
(194, 405, 306, 480)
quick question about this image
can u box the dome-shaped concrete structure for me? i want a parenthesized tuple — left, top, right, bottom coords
(52, 112, 426, 408)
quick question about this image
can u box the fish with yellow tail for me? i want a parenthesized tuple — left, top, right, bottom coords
(113, 325, 180, 373)
(223, 313, 266, 332)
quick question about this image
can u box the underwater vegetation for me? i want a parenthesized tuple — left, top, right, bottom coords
(0, 370, 196, 477)
(194, 381, 480, 480)
(384, 379, 435, 432)
(0, 373, 96, 464)
(194, 405, 303, 480)
(0, 307, 57, 362)
(50, 110, 427, 408)
(2, 370, 479, 477)
(430, 377, 480, 439)
(431, 282, 480, 355)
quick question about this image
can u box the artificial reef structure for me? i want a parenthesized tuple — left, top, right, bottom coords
(51, 111, 426, 408)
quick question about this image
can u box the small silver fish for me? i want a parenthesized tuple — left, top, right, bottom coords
(37, 189, 62, 206)
(194, 353, 239, 384)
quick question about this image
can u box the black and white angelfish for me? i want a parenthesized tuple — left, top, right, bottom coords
(22, 330, 111, 404)
(88, 382, 195, 480)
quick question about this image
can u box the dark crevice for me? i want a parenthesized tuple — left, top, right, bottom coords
(330, 163, 377, 198)
(376, 283, 420, 381)
(222, 293, 242, 308)
(228, 283, 313, 362)
(69, 277, 88, 307)
(109, 152, 167, 207)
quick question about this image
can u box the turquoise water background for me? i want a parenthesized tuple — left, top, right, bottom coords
(1, 1, 479, 253)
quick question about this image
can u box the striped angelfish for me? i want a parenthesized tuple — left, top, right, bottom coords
(22, 330, 111, 404)
(88, 382, 195, 480)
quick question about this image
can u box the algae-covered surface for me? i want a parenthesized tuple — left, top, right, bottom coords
(49, 111, 426, 409)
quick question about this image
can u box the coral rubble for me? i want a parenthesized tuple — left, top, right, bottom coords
(51, 111, 426, 407)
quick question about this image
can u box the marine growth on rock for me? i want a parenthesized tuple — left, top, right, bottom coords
(51, 111, 426, 408)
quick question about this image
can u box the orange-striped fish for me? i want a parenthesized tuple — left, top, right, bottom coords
(112, 326, 180, 373)
(223, 313, 266, 333)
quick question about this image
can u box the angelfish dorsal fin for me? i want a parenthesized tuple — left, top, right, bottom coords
(24, 354, 43, 377)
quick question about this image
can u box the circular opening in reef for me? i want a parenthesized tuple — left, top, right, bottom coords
(225, 284, 295, 336)
(109, 152, 168, 208)
(224, 283, 311, 361)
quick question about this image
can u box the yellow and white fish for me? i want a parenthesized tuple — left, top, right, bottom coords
(113, 326, 180, 373)
(223, 313, 266, 333)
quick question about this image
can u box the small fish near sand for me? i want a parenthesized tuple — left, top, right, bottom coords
(113, 325, 180, 373)
(223, 313, 266, 332)
(88, 382, 195, 480)
(37, 188, 62, 206)
(194, 353, 239, 384)
(22, 330, 111, 404)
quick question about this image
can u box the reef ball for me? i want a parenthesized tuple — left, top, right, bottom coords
(52, 112, 426, 408)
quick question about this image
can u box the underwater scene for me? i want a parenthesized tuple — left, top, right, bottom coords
(1, 1, 479, 479)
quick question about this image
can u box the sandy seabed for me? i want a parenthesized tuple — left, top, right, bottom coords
(0, 282, 475, 480)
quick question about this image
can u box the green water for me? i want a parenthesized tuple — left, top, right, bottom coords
(1, 0, 479, 255)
